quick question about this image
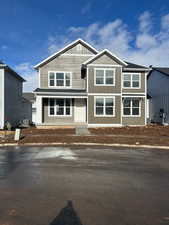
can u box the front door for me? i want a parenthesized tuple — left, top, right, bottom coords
(74, 99, 86, 122)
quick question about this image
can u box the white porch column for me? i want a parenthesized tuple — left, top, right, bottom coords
(36, 96, 42, 124)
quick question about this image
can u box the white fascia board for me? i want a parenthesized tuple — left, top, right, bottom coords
(123, 68, 150, 71)
(34, 38, 98, 69)
(83, 49, 128, 66)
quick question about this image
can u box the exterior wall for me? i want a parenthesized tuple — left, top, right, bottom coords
(42, 98, 75, 124)
(4, 70, 23, 127)
(88, 66, 122, 93)
(21, 100, 32, 122)
(40, 55, 91, 89)
(89, 54, 119, 65)
(148, 71, 169, 123)
(0, 69, 4, 129)
(63, 43, 95, 55)
(122, 72, 146, 93)
(122, 98, 146, 126)
(32, 101, 36, 124)
(88, 95, 121, 125)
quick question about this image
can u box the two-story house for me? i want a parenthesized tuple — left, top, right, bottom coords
(34, 39, 149, 127)
(0, 61, 29, 129)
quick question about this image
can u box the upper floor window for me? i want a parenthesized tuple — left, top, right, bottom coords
(48, 71, 71, 87)
(123, 73, 140, 88)
(95, 69, 115, 86)
(95, 97, 115, 117)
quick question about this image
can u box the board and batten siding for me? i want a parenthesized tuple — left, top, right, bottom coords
(88, 95, 121, 125)
(0, 69, 4, 129)
(63, 43, 95, 55)
(39, 55, 92, 89)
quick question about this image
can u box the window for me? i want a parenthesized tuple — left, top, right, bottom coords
(95, 97, 115, 116)
(49, 99, 71, 116)
(95, 69, 115, 85)
(123, 98, 140, 116)
(123, 73, 140, 88)
(48, 72, 71, 87)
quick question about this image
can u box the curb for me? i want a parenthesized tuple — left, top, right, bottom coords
(0, 142, 169, 150)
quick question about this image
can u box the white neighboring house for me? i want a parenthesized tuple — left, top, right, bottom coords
(148, 67, 169, 124)
(23, 93, 36, 124)
(0, 60, 29, 129)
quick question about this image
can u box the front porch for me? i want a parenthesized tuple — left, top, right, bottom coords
(36, 95, 87, 126)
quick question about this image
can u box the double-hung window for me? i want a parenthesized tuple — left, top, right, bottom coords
(49, 72, 71, 87)
(95, 97, 115, 116)
(49, 99, 71, 116)
(95, 69, 115, 85)
(123, 73, 140, 88)
(123, 98, 140, 116)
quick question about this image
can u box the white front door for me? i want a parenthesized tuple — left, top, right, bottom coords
(74, 99, 86, 122)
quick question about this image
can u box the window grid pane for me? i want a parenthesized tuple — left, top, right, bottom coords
(123, 99, 140, 116)
(49, 99, 71, 116)
(49, 72, 71, 87)
(96, 98, 114, 116)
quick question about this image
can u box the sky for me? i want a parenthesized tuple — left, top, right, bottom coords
(0, 0, 169, 91)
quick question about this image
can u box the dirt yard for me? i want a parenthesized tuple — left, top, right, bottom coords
(1, 125, 169, 146)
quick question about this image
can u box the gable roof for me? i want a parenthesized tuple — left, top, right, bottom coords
(0, 61, 25, 82)
(34, 39, 98, 69)
(124, 61, 149, 69)
(82, 49, 128, 66)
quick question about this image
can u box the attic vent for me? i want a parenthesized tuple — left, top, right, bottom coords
(77, 44, 82, 51)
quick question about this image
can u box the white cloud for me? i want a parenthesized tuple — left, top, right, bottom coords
(161, 14, 169, 30)
(14, 62, 38, 92)
(48, 11, 169, 66)
(138, 11, 152, 33)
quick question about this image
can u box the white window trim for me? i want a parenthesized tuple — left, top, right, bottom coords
(122, 98, 141, 117)
(48, 71, 72, 88)
(94, 68, 115, 86)
(94, 96, 115, 117)
(122, 73, 141, 89)
(48, 98, 72, 117)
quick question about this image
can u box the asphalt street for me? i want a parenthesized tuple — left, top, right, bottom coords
(0, 146, 169, 225)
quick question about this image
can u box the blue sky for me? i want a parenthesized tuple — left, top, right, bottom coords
(0, 0, 169, 91)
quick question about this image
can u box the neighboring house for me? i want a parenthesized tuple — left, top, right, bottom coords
(148, 67, 169, 124)
(0, 61, 26, 129)
(34, 39, 149, 127)
(23, 92, 36, 123)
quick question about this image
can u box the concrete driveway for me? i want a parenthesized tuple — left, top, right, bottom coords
(0, 146, 169, 225)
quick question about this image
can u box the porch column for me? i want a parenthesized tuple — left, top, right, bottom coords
(36, 96, 42, 124)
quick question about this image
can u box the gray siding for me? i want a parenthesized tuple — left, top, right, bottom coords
(88, 53, 120, 65)
(122, 98, 146, 126)
(88, 66, 122, 93)
(88, 96, 121, 124)
(148, 71, 169, 123)
(40, 55, 91, 89)
(122, 72, 146, 93)
(42, 98, 74, 123)
(4, 70, 23, 126)
(0, 69, 4, 128)
(63, 43, 95, 55)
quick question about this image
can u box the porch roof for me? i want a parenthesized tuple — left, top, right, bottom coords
(34, 88, 87, 96)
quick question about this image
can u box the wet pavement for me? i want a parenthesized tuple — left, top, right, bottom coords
(0, 146, 169, 225)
